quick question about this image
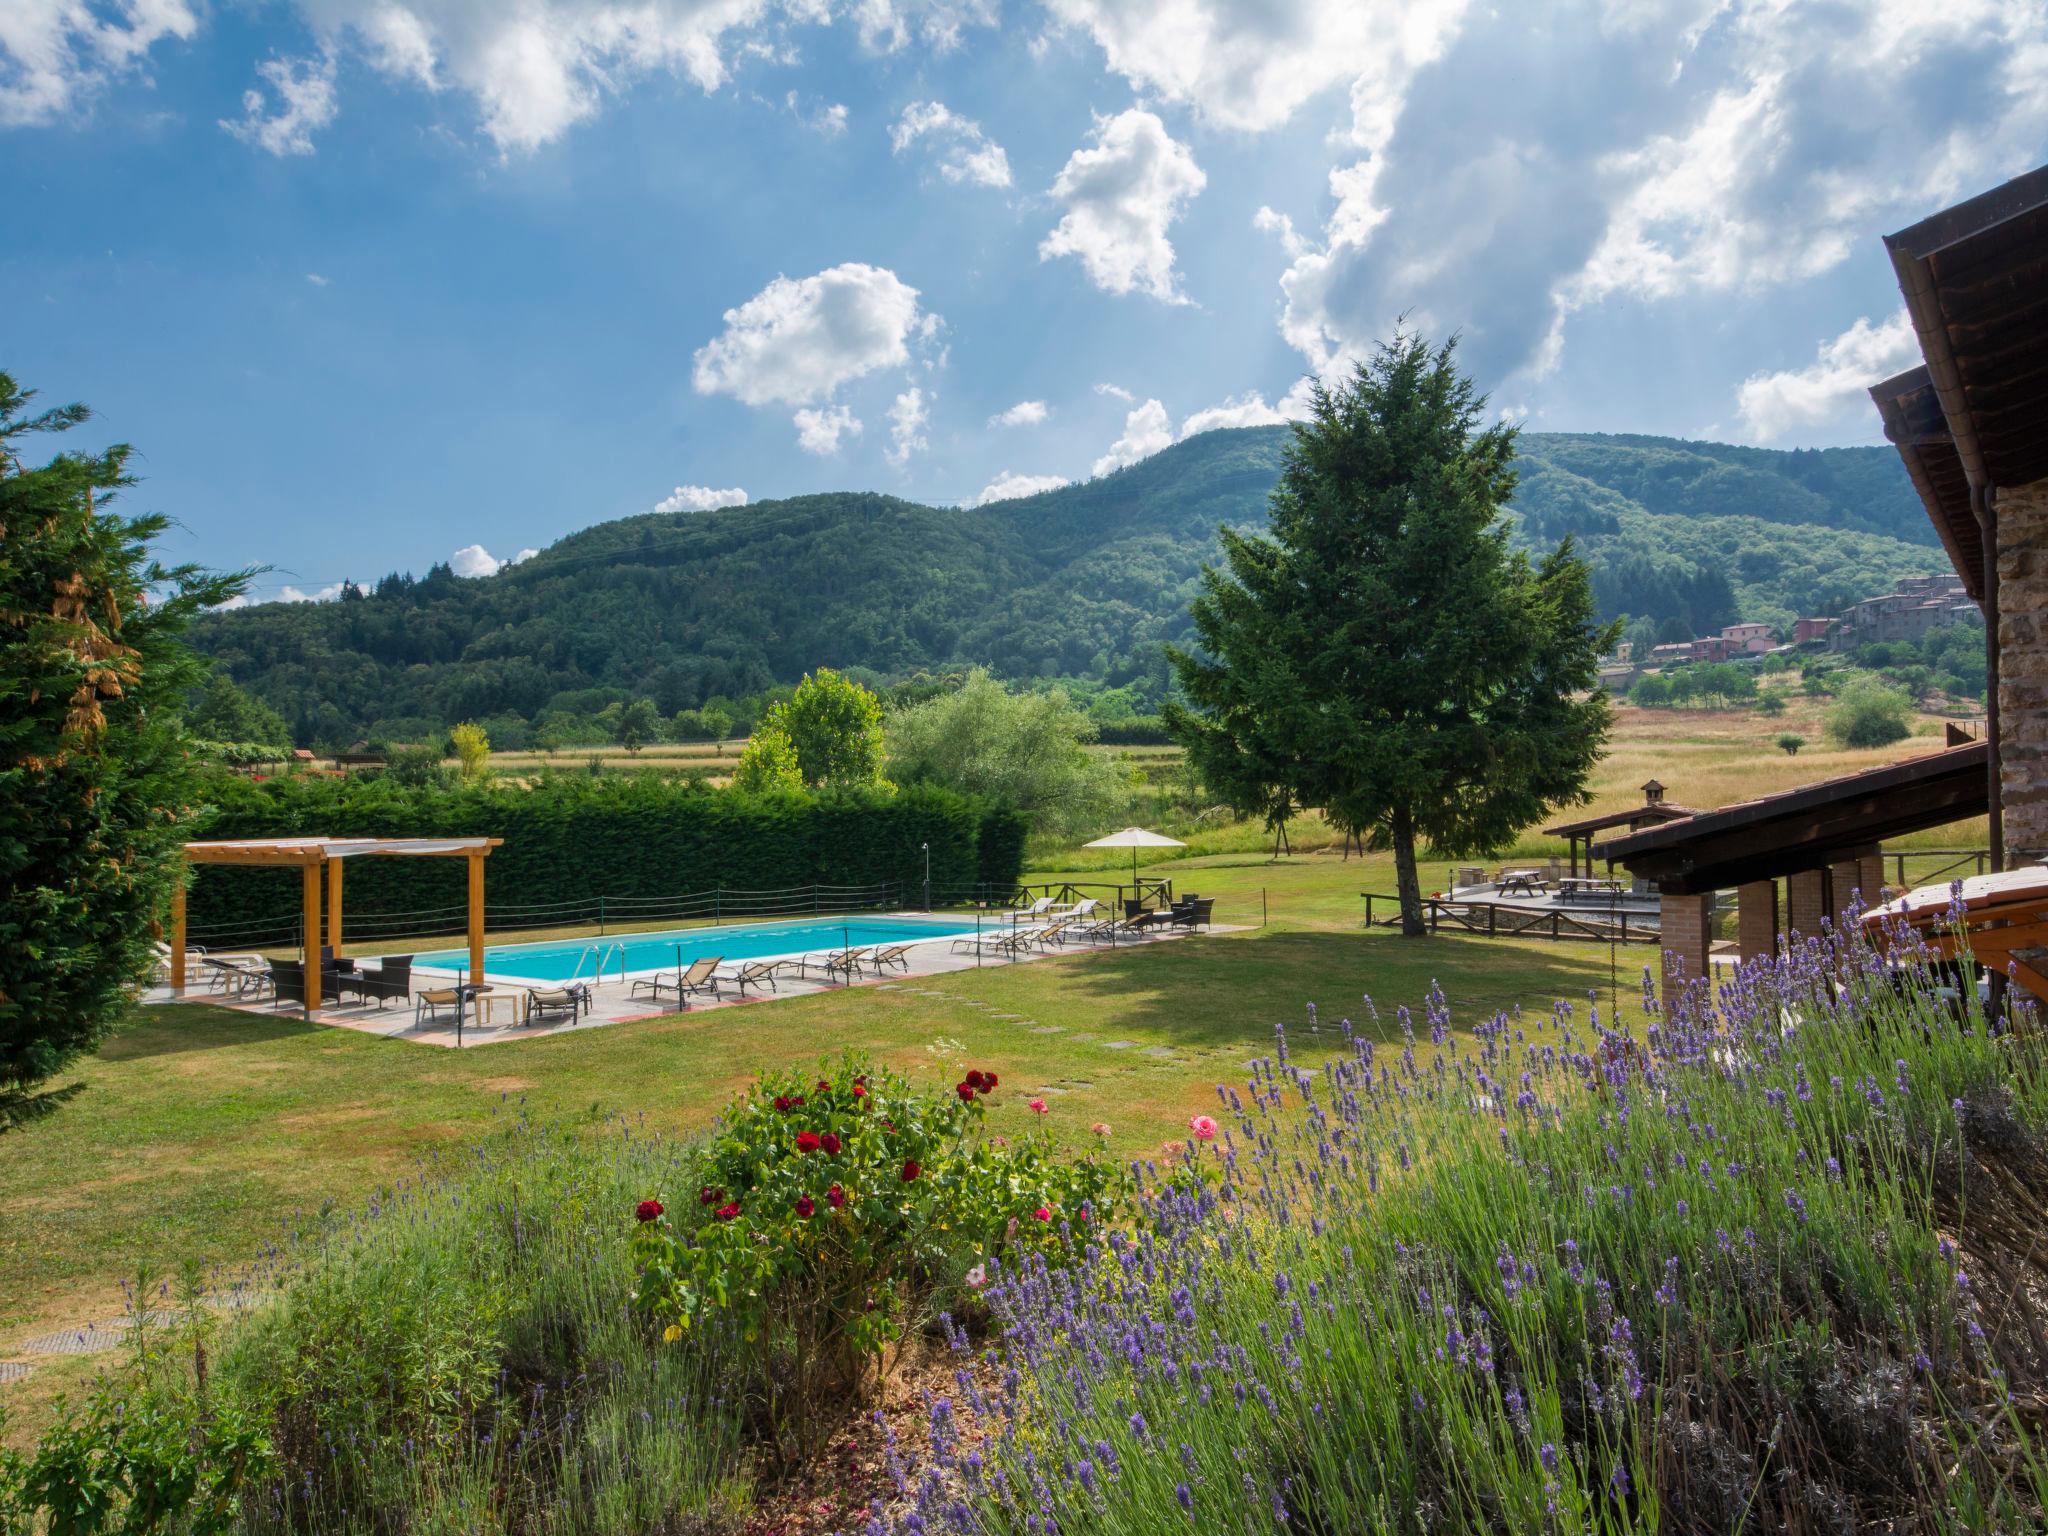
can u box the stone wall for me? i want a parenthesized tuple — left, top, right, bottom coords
(1999, 478, 2048, 861)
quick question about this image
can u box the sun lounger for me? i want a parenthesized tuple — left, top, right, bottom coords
(415, 987, 463, 1026)
(1004, 896, 1056, 923)
(526, 984, 591, 1023)
(630, 956, 723, 1006)
(714, 958, 788, 995)
(866, 942, 919, 974)
(802, 947, 870, 984)
(200, 956, 272, 998)
(1047, 897, 1099, 922)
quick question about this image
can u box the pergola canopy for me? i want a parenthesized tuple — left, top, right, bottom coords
(173, 836, 501, 1014)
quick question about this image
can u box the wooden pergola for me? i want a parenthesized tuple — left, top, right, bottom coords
(171, 837, 502, 1014)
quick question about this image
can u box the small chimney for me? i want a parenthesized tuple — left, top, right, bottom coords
(1642, 779, 1666, 804)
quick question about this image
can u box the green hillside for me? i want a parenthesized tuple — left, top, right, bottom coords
(192, 427, 1948, 744)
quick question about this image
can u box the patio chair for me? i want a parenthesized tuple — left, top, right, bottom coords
(267, 956, 344, 1008)
(526, 984, 592, 1024)
(714, 958, 788, 996)
(415, 987, 463, 1027)
(341, 956, 413, 1009)
(630, 955, 723, 1006)
(1170, 898, 1215, 932)
(866, 942, 919, 974)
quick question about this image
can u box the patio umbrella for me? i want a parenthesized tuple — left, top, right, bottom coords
(1083, 826, 1187, 891)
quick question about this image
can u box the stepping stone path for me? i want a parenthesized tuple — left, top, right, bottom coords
(1102, 1040, 1135, 1050)
(1143, 1046, 1177, 1059)
(1031, 1025, 1065, 1034)
(20, 1319, 138, 1356)
(0, 1361, 32, 1383)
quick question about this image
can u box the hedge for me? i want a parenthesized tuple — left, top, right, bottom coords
(183, 773, 1028, 942)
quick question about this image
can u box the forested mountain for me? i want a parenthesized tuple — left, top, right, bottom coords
(193, 427, 1945, 745)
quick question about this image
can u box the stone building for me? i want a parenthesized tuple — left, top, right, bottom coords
(1599, 163, 2048, 998)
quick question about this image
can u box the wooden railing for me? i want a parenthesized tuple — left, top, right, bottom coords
(1361, 892, 1660, 945)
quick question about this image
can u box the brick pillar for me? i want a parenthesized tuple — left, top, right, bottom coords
(1830, 857, 1867, 918)
(1860, 852, 1886, 905)
(1736, 880, 1779, 960)
(1787, 868, 1829, 937)
(1659, 888, 1714, 1006)
(1998, 479, 2048, 862)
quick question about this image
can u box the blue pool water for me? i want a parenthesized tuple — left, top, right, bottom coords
(416, 914, 983, 983)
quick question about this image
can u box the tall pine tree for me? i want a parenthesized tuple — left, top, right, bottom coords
(1167, 334, 1614, 935)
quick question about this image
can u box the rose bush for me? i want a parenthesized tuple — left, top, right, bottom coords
(629, 1052, 1124, 1455)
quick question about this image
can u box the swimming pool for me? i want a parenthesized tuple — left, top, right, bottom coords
(415, 914, 984, 983)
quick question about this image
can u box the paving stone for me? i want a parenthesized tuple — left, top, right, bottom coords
(1143, 1046, 1178, 1058)
(1030, 1025, 1065, 1034)
(0, 1361, 32, 1383)
(20, 1320, 134, 1356)
(1102, 1040, 1136, 1050)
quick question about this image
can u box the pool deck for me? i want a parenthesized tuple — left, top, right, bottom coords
(145, 919, 1230, 1048)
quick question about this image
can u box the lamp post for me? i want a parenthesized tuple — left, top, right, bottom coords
(921, 842, 930, 911)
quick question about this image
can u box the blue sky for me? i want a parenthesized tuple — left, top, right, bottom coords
(4, 0, 2045, 602)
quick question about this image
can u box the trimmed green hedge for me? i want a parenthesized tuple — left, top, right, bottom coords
(184, 773, 1027, 942)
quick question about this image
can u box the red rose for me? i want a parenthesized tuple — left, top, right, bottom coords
(636, 1199, 664, 1223)
(1033, 1206, 1051, 1221)
(901, 1159, 921, 1183)
(956, 1083, 976, 1103)
(791, 1095, 806, 1108)
(964, 1070, 986, 1090)
(981, 1071, 999, 1092)
(795, 1195, 816, 1218)
(715, 1202, 740, 1220)
(773, 1095, 792, 1112)
(796, 1131, 822, 1153)
(699, 1185, 724, 1206)
(817, 1079, 831, 1092)
(852, 1084, 867, 1099)
(827, 1183, 846, 1208)
(820, 1132, 841, 1154)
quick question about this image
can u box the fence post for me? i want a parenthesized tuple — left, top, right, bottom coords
(1488, 904, 1497, 937)
(1262, 887, 1267, 929)
(716, 888, 722, 926)
(599, 896, 606, 937)
(814, 886, 820, 916)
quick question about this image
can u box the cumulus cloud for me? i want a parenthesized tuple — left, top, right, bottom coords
(0, 0, 200, 126)
(794, 404, 862, 454)
(1735, 311, 1920, 442)
(1180, 391, 1289, 437)
(1094, 382, 1135, 402)
(1091, 398, 1174, 476)
(785, 91, 848, 136)
(221, 52, 338, 155)
(693, 263, 937, 408)
(1043, 0, 1467, 135)
(280, 581, 348, 603)
(967, 470, 1070, 506)
(886, 385, 930, 466)
(852, 0, 997, 54)
(890, 100, 1011, 187)
(654, 484, 749, 513)
(1259, 0, 2048, 402)
(1040, 109, 1206, 303)
(989, 399, 1048, 428)
(449, 543, 537, 578)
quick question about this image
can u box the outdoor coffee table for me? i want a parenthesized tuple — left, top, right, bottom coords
(474, 989, 525, 1028)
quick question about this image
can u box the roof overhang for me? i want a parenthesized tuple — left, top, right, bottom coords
(184, 836, 501, 866)
(1592, 744, 1988, 894)
(1869, 365, 1984, 600)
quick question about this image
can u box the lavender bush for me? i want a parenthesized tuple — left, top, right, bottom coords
(897, 908, 2048, 1533)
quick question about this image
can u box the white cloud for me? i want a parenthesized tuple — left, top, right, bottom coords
(1735, 311, 1920, 442)
(448, 543, 536, 578)
(967, 470, 1070, 506)
(693, 263, 937, 408)
(886, 385, 929, 466)
(889, 99, 1011, 187)
(654, 483, 749, 513)
(1091, 397, 1173, 475)
(989, 399, 1049, 428)
(280, 581, 347, 603)
(1040, 109, 1206, 304)
(1094, 381, 1134, 402)
(853, 0, 997, 54)
(786, 91, 848, 136)
(221, 52, 338, 156)
(1043, 0, 1468, 133)
(794, 404, 862, 454)
(0, 0, 200, 126)
(306, 272, 331, 286)
(1180, 391, 1289, 437)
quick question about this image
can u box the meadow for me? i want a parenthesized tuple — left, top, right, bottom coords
(0, 700, 1991, 1466)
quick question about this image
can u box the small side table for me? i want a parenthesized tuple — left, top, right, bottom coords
(474, 989, 526, 1028)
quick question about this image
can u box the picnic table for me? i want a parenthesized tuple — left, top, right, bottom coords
(1557, 877, 1625, 904)
(1497, 869, 1548, 897)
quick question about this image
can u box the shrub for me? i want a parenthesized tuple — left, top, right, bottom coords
(1825, 676, 1914, 749)
(630, 1054, 1126, 1456)
(1757, 690, 1786, 716)
(448, 721, 489, 782)
(1776, 732, 1806, 755)
(729, 725, 801, 792)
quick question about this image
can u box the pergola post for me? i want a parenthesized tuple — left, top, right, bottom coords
(170, 878, 187, 997)
(467, 849, 486, 989)
(1736, 880, 1779, 961)
(1860, 850, 1887, 903)
(326, 857, 344, 954)
(301, 854, 323, 1015)
(1829, 856, 1866, 918)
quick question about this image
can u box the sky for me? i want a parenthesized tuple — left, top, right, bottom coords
(5, 1, 2047, 603)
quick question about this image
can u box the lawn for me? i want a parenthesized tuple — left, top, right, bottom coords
(0, 699, 1990, 1443)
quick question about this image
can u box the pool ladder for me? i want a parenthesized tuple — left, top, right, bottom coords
(568, 941, 627, 988)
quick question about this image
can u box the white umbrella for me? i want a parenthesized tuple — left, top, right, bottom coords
(1083, 826, 1187, 892)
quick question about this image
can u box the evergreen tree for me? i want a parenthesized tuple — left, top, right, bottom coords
(1167, 335, 1614, 935)
(0, 370, 247, 1128)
